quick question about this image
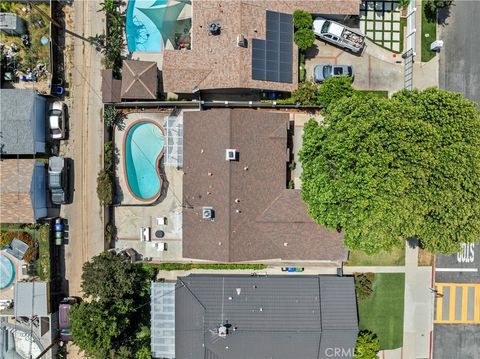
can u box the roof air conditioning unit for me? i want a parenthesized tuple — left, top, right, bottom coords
(226, 149, 237, 161)
(202, 207, 214, 219)
(237, 34, 246, 47)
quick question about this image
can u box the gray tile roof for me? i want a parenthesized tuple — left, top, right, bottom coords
(0, 89, 46, 155)
(13, 282, 50, 316)
(169, 275, 358, 359)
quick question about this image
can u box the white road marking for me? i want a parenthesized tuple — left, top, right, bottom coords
(435, 268, 478, 272)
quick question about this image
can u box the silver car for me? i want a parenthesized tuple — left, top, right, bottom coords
(313, 64, 354, 82)
(48, 101, 66, 140)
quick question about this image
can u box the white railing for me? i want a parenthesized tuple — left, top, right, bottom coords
(406, 0, 417, 55)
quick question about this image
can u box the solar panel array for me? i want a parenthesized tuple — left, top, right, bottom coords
(252, 11, 293, 83)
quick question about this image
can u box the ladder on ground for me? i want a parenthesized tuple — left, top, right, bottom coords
(403, 48, 414, 90)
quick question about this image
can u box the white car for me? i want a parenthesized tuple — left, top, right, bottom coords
(48, 101, 65, 140)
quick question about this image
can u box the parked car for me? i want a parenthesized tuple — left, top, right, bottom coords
(48, 101, 66, 140)
(313, 17, 365, 54)
(53, 218, 64, 245)
(281, 267, 305, 272)
(313, 64, 354, 82)
(59, 297, 78, 343)
(48, 156, 69, 205)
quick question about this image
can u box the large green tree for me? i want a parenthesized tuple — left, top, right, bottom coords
(300, 88, 480, 254)
(71, 252, 156, 358)
(70, 300, 133, 359)
(81, 251, 140, 301)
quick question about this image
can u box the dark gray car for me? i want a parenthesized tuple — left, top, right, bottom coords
(313, 64, 354, 82)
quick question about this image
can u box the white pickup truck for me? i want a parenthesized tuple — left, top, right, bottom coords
(313, 17, 365, 54)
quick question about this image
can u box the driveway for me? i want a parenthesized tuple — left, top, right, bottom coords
(438, 0, 480, 105)
(305, 38, 404, 95)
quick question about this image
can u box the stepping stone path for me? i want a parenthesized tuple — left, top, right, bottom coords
(360, 0, 403, 53)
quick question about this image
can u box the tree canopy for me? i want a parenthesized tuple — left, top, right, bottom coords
(293, 9, 313, 30)
(81, 251, 140, 301)
(71, 252, 156, 358)
(300, 88, 480, 254)
(294, 28, 316, 51)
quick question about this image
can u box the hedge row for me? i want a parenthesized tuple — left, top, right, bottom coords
(155, 263, 267, 271)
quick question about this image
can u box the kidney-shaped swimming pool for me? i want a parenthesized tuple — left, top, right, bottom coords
(124, 120, 164, 202)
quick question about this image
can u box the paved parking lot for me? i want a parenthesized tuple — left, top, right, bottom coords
(305, 38, 404, 94)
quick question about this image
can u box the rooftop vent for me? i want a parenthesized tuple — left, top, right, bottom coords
(208, 22, 221, 35)
(218, 325, 228, 337)
(237, 34, 246, 47)
(226, 149, 237, 161)
(202, 207, 214, 220)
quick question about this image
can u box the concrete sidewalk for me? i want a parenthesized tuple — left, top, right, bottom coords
(344, 266, 406, 274)
(403, 244, 434, 359)
(157, 265, 339, 281)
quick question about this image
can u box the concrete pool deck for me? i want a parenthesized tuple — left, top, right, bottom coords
(114, 109, 196, 260)
(0, 251, 29, 304)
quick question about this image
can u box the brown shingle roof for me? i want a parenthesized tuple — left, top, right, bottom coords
(121, 60, 158, 100)
(183, 109, 347, 262)
(101, 69, 122, 103)
(163, 0, 360, 93)
(0, 159, 36, 223)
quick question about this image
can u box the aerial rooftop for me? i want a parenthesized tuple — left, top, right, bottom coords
(151, 275, 358, 359)
(182, 109, 347, 262)
(162, 0, 360, 93)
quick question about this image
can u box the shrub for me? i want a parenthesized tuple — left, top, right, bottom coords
(103, 105, 117, 128)
(354, 330, 380, 359)
(104, 141, 114, 172)
(425, 0, 454, 12)
(97, 169, 113, 205)
(0, 231, 38, 263)
(354, 273, 375, 300)
(104, 222, 115, 244)
(288, 180, 295, 189)
(316, 76, 354, 109)
(294, 28, 316, 51)
(292, 81, 320, 105)
(293, 10, 313, 30)
(154, 263, 267, 271)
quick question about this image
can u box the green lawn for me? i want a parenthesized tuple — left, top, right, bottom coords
(421, 1, 437, 62)
(347, 244, 405, 266)
(358, 273, 405, 349)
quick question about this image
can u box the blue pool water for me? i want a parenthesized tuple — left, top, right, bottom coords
(0, 254, 15, 289)
(125, 121, 164, 200)
(126, 0, 166, 52)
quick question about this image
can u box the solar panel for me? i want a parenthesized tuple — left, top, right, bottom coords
(252, 11, 293, 83)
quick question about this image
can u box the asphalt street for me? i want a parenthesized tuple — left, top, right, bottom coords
(436, 243, 479, 283)
(438, 0, 480, 106)
(435, 2, 480, 356)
